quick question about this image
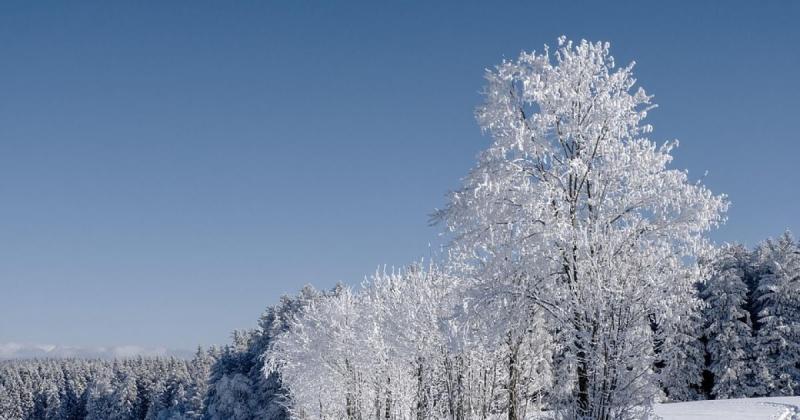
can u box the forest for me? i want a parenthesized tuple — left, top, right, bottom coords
(2, 39, 799, 420)
(2, 234, 800, 420)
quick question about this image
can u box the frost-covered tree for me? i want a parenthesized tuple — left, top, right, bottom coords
(85, 373, 116, 420)
(267, 262, 554, 420)
(752, 231, 800, 396)
(269, 267, 447, 419)
(184, 347, 214, 418)
(32, 379, 63, 420)
(361, 264, 454, 419)
(0, 383, 17, 419)
(701, 245, 757, 399)
(111, 369, 139, 419)
(204, 285, 330, 420)
(254, 286, 324, 419)
(436, 37, 728, 419)
(205, 372, 257, 420)
(360, 263, 531, 420)
(268, 285, 368, 419)
(204, 330, 259, 420)
(655, 292, 706, 402)
(450, 267, 554, 419)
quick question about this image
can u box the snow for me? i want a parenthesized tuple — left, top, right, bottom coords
(653, 397, 800, 419)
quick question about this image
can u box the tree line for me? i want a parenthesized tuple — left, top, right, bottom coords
(1, 233, 797, 420)
(0, 355, 211, 419)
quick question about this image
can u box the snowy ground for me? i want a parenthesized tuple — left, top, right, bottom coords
(654, 397, 800, 419)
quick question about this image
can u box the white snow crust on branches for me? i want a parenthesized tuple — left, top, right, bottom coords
(437, 37, 728, 419)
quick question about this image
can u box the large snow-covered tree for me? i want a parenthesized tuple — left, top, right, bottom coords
(437, 37, 728, 419)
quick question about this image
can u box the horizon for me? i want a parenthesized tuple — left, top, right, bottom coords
(1, 1, 799, 351)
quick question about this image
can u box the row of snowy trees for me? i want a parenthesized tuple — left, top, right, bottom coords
(0, 353, 213, 420)
(266, 263, 554, 420)
(2, 229, 797, 420)
(262, 234, 800, 420)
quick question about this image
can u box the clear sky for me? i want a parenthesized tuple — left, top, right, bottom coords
(1, 1, 798, 351)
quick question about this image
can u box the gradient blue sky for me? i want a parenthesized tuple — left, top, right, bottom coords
(1, 1, 798, 350)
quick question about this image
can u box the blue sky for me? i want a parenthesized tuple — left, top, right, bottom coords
(0, 1, 798, 350)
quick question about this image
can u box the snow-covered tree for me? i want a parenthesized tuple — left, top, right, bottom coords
(449, 267, 554, 419)
(205, 372, 257, 419)
(360, 263, 524, 420)
(0, 382, 18, 419)
(267, 261, 555, 420)
(753, 231, 800, 396)
(655, 292, 706, 402)
(204, 330, 260, 420)
(701, 245, 757, 399)
(360, 264, 452, 419)
(436, 37, 728, 419)
(203, 285, 330, 420)
(32, 379, 63, 420)
(111, 369, 139, 419)
(184, 347, 214, 418)
(267, 285, 368, 419)
(253, 287, 324, 419)
(85, 373, 116, 420)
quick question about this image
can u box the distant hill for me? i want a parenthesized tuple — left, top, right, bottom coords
(0, 342, 192, 360)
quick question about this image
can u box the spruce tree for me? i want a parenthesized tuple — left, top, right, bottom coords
(753, 232, 800, 396)
(701, 245, 757, 398)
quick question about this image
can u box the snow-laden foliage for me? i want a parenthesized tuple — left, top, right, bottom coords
(753, 232, 800, 396)
(203, 285, 331, 420)
(701, 245, 758, 399)
(266, 263, 554, 419)
(656, 295, 705, 402)
(435, 37, 727, 419)
(0, 354, 213, 420)
(268, 266, 442, 419)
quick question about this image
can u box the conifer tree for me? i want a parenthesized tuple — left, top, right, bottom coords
(701, 245, 758, 399)
(656, 293, 706, 402)
(753, 232, 800, 396)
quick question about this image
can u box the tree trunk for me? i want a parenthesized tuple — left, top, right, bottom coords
(416, 357, 427, 420)
(507, 333, 520, 420)
(385, 377, 392, 419)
